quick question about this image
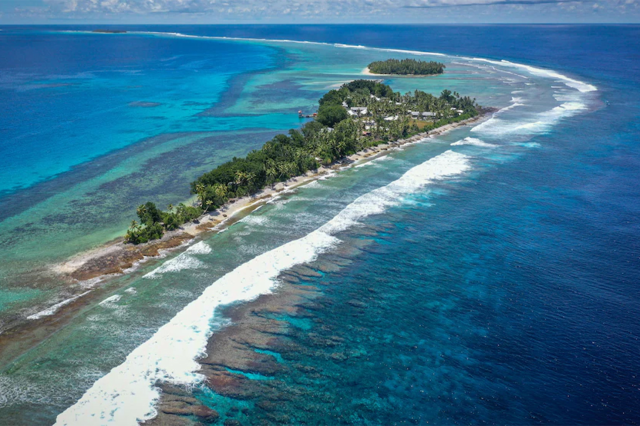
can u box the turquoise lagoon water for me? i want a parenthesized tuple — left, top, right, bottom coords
(1, 25, 638, 425)
(0, 29, 508, 318)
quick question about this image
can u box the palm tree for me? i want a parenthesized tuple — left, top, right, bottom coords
(283, 162, 297, 179)
(176, 203, 187, 221)
(212, 183, 228, 204)
(245, 172, 256, 188)
(266, 166, 278, 186)
(277, 162, 288, 179)
(195, 183, 207, 208)
(125, 219, 140, 243)
(234, 170, 249, 187)
(262, 142, 274, 156)
(136, 204, 147, 219)
(265, 159, 278, 184)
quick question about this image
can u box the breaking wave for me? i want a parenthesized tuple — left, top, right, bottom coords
(144, 242, 211, 278)
(452, 137, 498, 148)
(471, 101, 587, 137)
(99, 295, 122, 306)
(108, 30, 596, 95)
(27, 291, 91, 320)
(467, 57, 597, 93)
(55, 150, 472, 426)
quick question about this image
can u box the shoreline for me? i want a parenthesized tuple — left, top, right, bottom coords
(0, 110, 493, 370)
(54, 110, 492, 283)
(148, 215, 384, 424)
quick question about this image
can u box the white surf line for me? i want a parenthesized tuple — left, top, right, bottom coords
(54, 150, 471, 426)
(465, 57, 597, 93)
(471, 99, 588, 137)
(75, 29, 598, 95)
(452, 137, 498, 148)
(128, 30, 449, 57)
(125, 30, 596, 94)
(99, 295, 122, 306)
(451, 60, 530, 80)
(27, 291, 92, 320)
(144, 241, 212, 279)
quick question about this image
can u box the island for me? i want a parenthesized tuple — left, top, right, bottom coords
(367, 58, 445, 76)
(125, 79, 479, 244)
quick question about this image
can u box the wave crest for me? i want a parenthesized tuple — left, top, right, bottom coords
(55, 150, 471, 426)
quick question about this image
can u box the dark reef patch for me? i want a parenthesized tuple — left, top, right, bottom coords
(197, 46, 296, 118)
(130, 101, 162, 108)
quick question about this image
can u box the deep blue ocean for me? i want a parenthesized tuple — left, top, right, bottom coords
(0, 25, 639, 425)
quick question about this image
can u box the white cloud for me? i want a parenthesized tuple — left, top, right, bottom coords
(8, 0, 635, 21)
(44, 0, 635, 13)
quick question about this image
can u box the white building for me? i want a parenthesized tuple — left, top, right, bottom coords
(348, 107, 368, 116)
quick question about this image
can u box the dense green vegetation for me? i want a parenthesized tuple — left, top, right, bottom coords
(124, 79, 478, 244)
(316, 104, 349, 127)
(125, 202, 201, 244)
(368, 59, 445, 75)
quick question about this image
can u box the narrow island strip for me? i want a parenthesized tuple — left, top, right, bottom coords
(56, 78, 494, 283)
(0, 78, 495, 366)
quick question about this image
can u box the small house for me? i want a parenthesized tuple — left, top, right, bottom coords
(349, 107, 368, 116)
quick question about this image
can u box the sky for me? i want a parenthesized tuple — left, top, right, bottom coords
(0, 0, 638, 24)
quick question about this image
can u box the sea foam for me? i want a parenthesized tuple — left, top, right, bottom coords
(27, 291, 92, 320)
(99, 295, 122, 306)
(471, 101, 586, 137)
(122, 30, 596, 97)
(144, 242, 212, 278)
(452, 137, 498, 148)
(467, 57, 597, 93)
(54, 150, 471, 426)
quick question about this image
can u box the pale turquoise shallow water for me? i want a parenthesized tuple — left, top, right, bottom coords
(3, 25, 638, 426)
(0, 29, 512, 319)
